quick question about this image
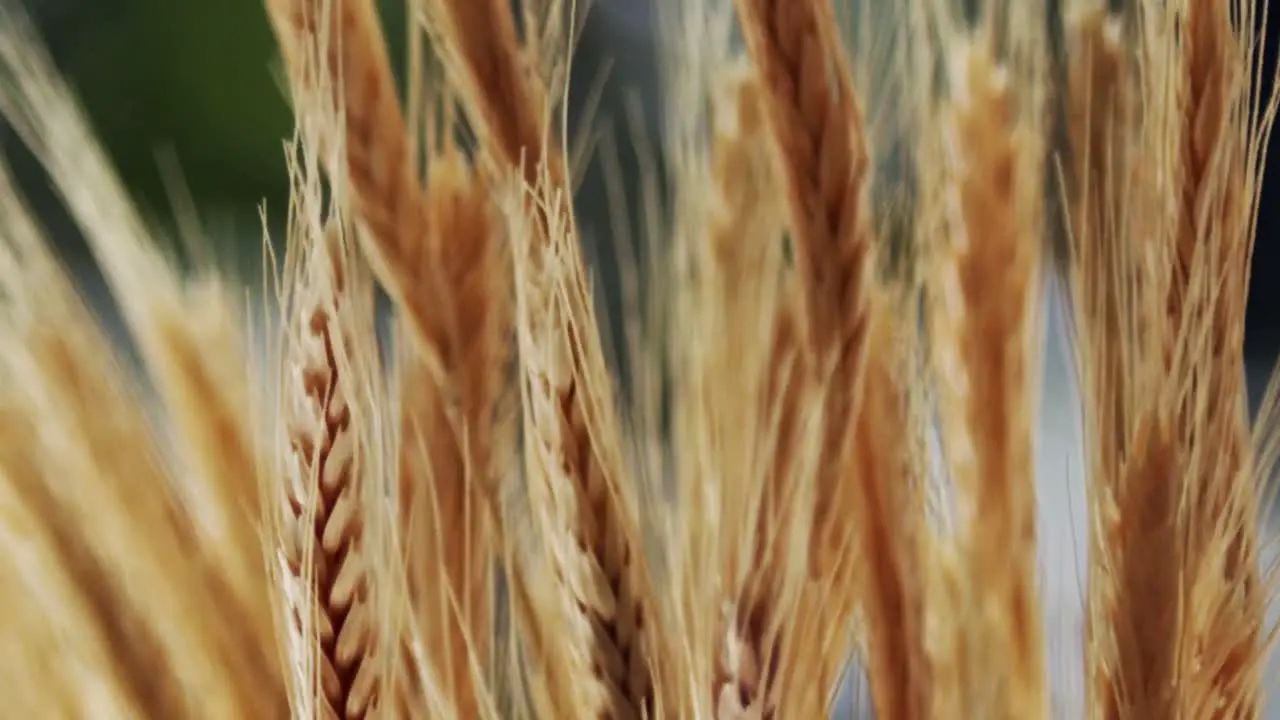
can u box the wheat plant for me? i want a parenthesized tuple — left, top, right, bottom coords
(0, 0, 1278, 717)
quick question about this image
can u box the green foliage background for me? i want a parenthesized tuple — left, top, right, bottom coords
(25, 0, 409, 257)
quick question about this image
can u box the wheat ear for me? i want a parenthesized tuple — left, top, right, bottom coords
(0, 14, 287, 713)
(1151, 0, 1264, 713)
(731, 0, 874, 366)
(1064, 4, 1130, 482)
(396, 140, 510, 718)
(428, 1, 662, 716)
(266, 0, 440, 357)
(732, 1, 920, 715)
(0, 80, 287, 720)
(926, 34, 1046, 718)
(278, 214, 383, 718)
(731, 0, 878, 562)
(1060, 6, 1169, 716)
(268, 1, 514, 712)
(842, 299, 932, 720)
(694, 65, 798, 720)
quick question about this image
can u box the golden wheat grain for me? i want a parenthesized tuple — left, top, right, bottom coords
(728, 1, 887, 713)
(731, 0, 874, 365)
(1073, 0, 1275, 713)
(269, 3, 516, 715)
(841, 301, 932, 720)
(731, 0, 879, 585)
(1103, 0, 1268, 714)
(499, 166, 660, 720)
(423, 0, 565, 194)
(1059, 6, 1185, 718)
(1061, 7, 1170, 718)
(1064, 3, 1130, 485)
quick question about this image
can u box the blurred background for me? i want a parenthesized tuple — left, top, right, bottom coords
(2, 0, 1279, 717)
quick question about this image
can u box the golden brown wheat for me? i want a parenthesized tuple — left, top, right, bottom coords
(924, 30, 1047, 719)
(1, 0, 1279, 718)
(396, 144, 510, 718)
(266, 0, 436, 354)
(698, 64, 797, 720)
(281, 220, 381, 718)
(428, 2, 663, 716)
(0, 75, 287, 718)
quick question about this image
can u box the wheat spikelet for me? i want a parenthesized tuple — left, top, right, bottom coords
(1087, 0, 1271, 715)
(731, 0, 874, 364)
(840, 299, 932, 720)
(727, 2, 890, 713)
(1071, 0, 1277, 714)
(1061, 6, 1171, 717)
(1060, 5, 1187, 717)
(1064, 3, 1131, 488)
(422, 0, 565, 193)
(269, 3, 514, 714)
(498, 164, 659, 720)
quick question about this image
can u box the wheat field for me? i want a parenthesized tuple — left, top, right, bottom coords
(0, 0, 1278, 718)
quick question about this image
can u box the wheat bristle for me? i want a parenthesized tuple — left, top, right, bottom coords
(266, 0, 435, 352)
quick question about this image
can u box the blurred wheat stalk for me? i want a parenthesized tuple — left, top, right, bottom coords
(0, 0, 1278, 718)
